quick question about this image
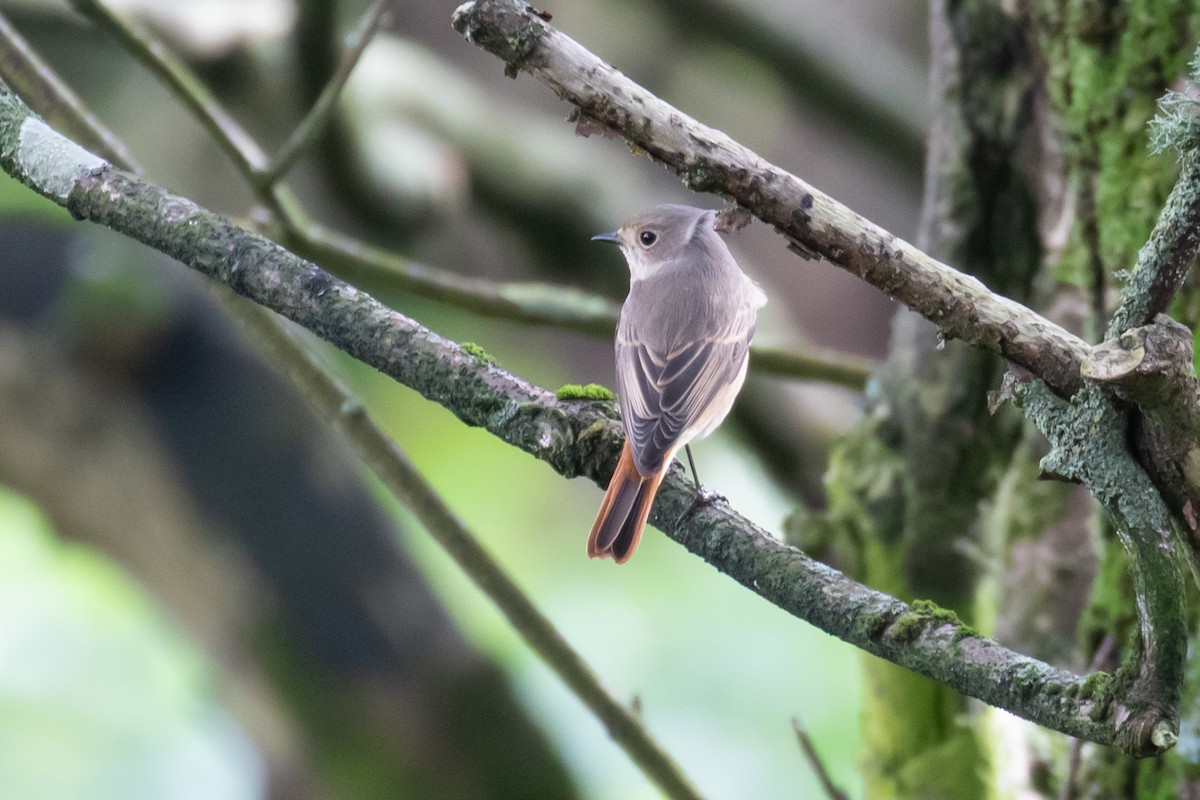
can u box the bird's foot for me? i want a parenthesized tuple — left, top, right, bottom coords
(676, 485, 725, 527)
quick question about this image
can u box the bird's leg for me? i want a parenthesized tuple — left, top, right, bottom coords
(676, 445, 724, 526)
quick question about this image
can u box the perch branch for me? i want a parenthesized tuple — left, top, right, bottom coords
(227, 299, 705, 800)
(452, 0, 1091, 397)
(0, 84, 1167, 753)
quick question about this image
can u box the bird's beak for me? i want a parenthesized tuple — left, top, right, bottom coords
(591, 231, 621, 244)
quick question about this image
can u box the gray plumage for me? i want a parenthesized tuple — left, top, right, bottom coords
(587, 205, 765, 563)
(612, 205, 765, 475)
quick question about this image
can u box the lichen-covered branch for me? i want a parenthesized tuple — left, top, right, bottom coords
(1106, 150, 1200, 336)
(0, 83, 1167, 753)
(1013, 379, 1187, 756)
(452, 0, 1091, 397)
(1085, 316, 1200, 548)
(1089, 59, 1200, 557)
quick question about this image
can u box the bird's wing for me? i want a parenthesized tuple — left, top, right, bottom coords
(617, 312, 755, 477)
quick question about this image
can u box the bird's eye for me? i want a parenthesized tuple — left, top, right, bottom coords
(639, 230, 658, 247)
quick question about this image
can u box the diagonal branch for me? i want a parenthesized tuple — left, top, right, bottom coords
(0, 10, 140, 171)
(255, 0, 390, 189)
(1013, 379, 1186, 755)
(452, 0, 1091, 397)
(0, 83, 1168, 754)
(1090, 70, 1200, 552)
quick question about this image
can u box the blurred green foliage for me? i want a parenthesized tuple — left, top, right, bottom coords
(0, 488, 261, 800)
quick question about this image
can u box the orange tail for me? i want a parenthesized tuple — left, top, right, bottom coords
(588, 441, 664, 563)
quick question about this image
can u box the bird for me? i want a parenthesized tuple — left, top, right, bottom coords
(587, 204, 767, 563)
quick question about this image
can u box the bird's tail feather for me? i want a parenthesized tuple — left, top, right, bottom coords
(588, 441, 663, 563)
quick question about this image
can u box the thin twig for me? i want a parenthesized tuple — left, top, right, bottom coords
(750, 342, 874, 390)
(66, 0, 268, 172)
(291, 217, 622, 334)
(791, 717, 849, 800)
(256, 0, 390, 188)
(225, 296, 706, 800)
(452, 0, 1092, 397)
(0, 10, 140, 172)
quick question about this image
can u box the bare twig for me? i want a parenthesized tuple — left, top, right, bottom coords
(226, 298, 706, 800)
(452, 0, 1091, 397)
(66, 0, 268, 172)
(0, 10, 140, 171)
(791, 717, 849, 800)
(256, 0, 390, 188)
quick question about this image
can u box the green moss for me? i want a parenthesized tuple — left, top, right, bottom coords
(910, 598, 961, 626)
(886, 599, 980, 644)
(460, 341, 496, 366)
(1077, 670, 1115, 701)
(889, 611, 926, 643)
(555, 382, 615, 401)
(1033, 0, 1200, 294)
(576, 419, 610, 442)
(863, 611, 895, 639)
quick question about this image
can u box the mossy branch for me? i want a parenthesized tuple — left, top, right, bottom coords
(1084, 316, 1200, 549)
(1012, 379, 1187, 756)
(0, 82, 1175, 754)
(1095, 48, 1200, 559)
